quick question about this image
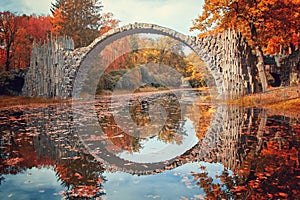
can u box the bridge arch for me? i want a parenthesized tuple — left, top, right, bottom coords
(70, 23, 229, 174)
(72, 23, 224, 99)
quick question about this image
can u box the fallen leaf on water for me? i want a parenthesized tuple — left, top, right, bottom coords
(264, 172, 272, 177)
(97, 178, 103, 183)
(278, 192, 288, 197)
(4, 157, 24, 166)
(72, 156, 81, 160)
(231, 186, 247, 192)
(74, 172, 83, 179)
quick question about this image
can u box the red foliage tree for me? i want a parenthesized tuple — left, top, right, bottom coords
(0, 11, 18, 71)
(0, 12, 52, 70)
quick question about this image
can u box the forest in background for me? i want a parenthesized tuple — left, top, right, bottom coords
(91, 34, 212, 95)
(0, 0, 299, 96)
(0, 0, 118, 94)
(0, 0, 118, 71)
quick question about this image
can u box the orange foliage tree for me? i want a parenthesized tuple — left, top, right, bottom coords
(191, 0, 300, 92)
(51, 0, 118, 48)
(99, 12, 119, 35)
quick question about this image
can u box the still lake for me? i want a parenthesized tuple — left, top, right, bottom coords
(0, 90, 299, 199)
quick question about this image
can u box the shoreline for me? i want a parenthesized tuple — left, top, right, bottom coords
(1, 86, 300, 118)
(0, 95, 70, 110)
(227, 86, 300, 118)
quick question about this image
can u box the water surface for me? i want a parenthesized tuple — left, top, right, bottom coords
(0, 92, 299, 199)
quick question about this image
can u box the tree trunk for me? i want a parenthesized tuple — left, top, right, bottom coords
(5, 44, 11, 71)
(248, 21, 268, 92)
(256, 109, 267, 154)
(255, 45, 268, 92)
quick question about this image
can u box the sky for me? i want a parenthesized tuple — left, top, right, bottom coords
(0, 0, 203, 35)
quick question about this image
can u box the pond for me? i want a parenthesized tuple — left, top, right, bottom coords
(0, 90, 299, 199)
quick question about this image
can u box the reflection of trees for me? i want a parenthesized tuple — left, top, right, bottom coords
(35, 131, 107, 199)
(187, 104, 215, 140)
(98, 114, 142, 153)
(0, 109, 45, 176)
(0, 131, 37, 175)
(190, 108, 300, 199)
(130, 91, 186, 144)
(153, 93, 184, 145)
(1, 101, 298, 198)
(55, 152, 106, 199)
(30, 105, 107, 199)
(129, 97, 151, 127)
(96, 91, 189, 152)
(0, 105, 108, 199)
(192, 167, 232, 199)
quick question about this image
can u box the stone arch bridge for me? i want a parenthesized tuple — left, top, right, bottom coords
(22, 23, 256, 99)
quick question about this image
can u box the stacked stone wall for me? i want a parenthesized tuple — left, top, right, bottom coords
(22, 36, 76, 99)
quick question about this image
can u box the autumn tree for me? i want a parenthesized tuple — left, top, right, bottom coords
(24, 15, 52, 42)
(51, 0, 118, 48)
(191, 0, 300, 92)
(99, 12, 119, 35)
(0, 12, 18, 71)
(0, 12, 51, 70)
(12, 15, 51, 69)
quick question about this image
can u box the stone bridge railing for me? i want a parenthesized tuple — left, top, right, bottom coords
(22, 23, 257, 100)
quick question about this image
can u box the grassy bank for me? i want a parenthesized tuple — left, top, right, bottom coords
(265, 98, 300, 118)
(228, 86, 300, 117)
(0, 95, 69, 109)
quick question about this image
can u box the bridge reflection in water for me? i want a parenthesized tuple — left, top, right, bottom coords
(0, 92, 299, 199)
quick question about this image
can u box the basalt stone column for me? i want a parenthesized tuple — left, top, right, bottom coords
(22, 36, 75, 99)
(219, 29, 256, 99)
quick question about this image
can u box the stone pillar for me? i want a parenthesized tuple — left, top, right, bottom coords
(22, 36, 75, 99)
